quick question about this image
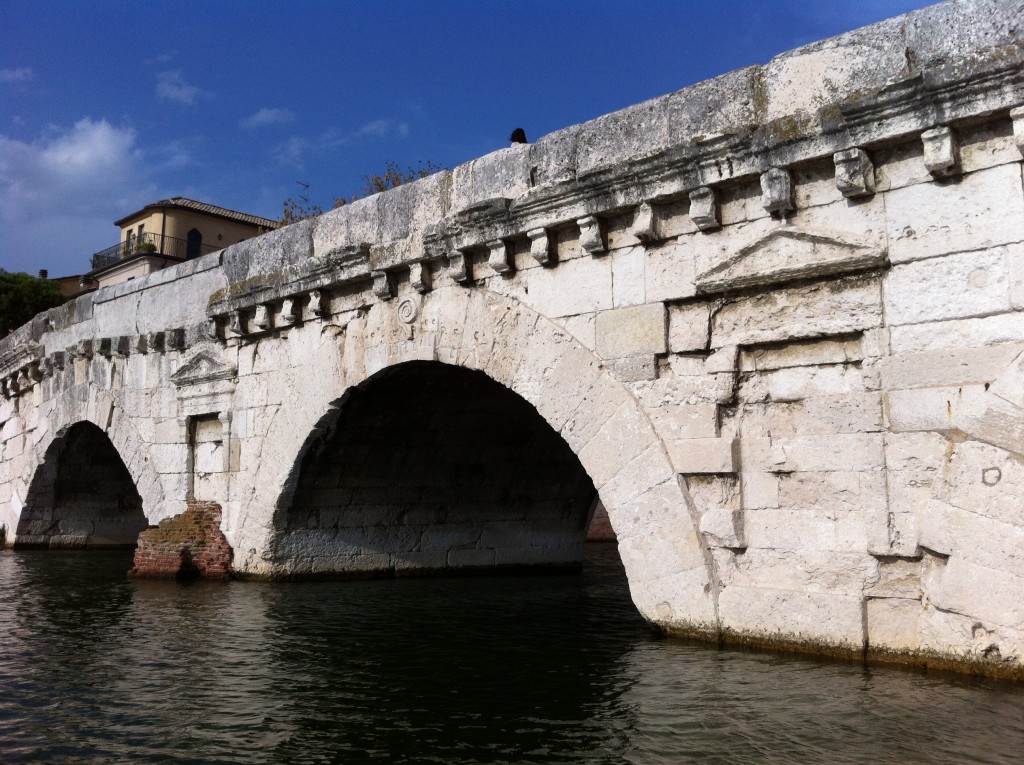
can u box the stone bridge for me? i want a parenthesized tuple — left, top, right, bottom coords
(2, 0, 1023, 677)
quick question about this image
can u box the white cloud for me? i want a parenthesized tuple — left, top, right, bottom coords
(0, 118, 158, 275)
(357, 119, 409, 138)
(156, 70, 209, 106)
(268, 120, 406, 170)
(0, 67, 33, 84)
(272, 136, 309, 169)
(241, 107, 295, 130)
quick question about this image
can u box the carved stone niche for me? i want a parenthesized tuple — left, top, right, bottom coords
(228, 311, 245, 337)
(114, 336, 131, 357)
(834, 148, 876, 198)
(922, 126, 960, 177)
(170, 343, 237, 418)
(146, 332, 164, 354)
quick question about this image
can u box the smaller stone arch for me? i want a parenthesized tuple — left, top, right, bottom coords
(16, 421, 148, 549)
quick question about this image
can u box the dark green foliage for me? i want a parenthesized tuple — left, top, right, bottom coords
(0, 270, 65, 336)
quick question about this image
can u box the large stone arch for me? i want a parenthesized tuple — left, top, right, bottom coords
(270, 359, 601, 574)
(234, 287, 717, 635)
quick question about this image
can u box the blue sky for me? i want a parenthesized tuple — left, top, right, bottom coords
(1, 0, 934, 278)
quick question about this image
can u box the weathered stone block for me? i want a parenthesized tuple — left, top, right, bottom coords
(884, 247, 1014, 326)
(889, 313, 1024, 353)
(645, 241, 698, 303)
(885, 165, 1024, 265)
(611, 246, 646, 307)
(711, 277, 882, 348)
(880, 343, 1024, 389)
(527, 255, 612, 317)
(719, 586, 865, 649)
(668, 303, 711, 352)
(667, 437, 735, 474)
(699, 508, 744, 548)
(607, 355, 658, 382)
(867, 598, 922, 652)
(596, 303, 667, 359)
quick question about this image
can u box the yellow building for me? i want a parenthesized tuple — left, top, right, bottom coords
(79, 197, 277, 292)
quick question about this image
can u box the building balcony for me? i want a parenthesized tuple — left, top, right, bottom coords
(89, 233, 220, 272)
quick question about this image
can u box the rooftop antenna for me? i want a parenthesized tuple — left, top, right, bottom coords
(296, 181, 310, 203)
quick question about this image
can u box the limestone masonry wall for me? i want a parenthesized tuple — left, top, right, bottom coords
(1, 0, 1023, 677)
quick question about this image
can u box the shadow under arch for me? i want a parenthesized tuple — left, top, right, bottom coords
(16, 421, 148, 549)
(270, 360, 600, 577)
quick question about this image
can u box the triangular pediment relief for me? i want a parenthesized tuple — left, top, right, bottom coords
(696, 228, 886, 295)
(170, 348, 236, 387)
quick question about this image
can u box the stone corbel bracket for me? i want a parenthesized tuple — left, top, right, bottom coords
(689, 186, 720, 231)
(631, 203, 659, 245)
(1012, 106, 1024, 157)
(208, 242, 372, 319)
(371, 270, 395, 301)
(577, 215, 606, 255)
(921, 126, 960, 177)
(486, 239, 514, 274)
(527, 228, 554, 266)
(761, 167, 794, 215)
(409, 262, 433, 294)
(834, 148, 876, 198)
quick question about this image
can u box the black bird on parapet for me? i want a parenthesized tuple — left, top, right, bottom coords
(509, 127, 528, 144)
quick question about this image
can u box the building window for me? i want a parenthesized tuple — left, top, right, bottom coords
(186, 228, 203, 260)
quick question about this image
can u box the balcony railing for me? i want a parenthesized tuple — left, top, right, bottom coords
(89, 233, 220, 272)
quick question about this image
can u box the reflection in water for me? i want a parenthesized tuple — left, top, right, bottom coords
(0, 546, 1022, 764)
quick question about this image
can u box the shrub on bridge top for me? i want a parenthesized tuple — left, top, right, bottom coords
(0, 270, 65, 337)
(280, 160, 443, 226)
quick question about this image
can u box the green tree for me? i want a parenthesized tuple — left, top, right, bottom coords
(0, 270, 65, 336)
(280, 161, 443, 226)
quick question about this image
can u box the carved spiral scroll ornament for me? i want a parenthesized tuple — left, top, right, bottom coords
(397, 297, 419, 325)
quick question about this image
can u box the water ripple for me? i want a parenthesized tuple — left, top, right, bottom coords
(1, 547, 1022, 764)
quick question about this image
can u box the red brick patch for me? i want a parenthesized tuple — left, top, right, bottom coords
(128, 501, 233, 579)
